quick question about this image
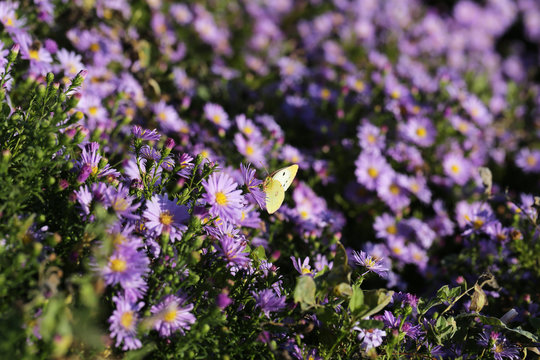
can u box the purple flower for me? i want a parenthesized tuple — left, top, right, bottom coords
(108, 296, 144, 350)
(150, 295, 196, 337)
(132, 125, 160, 141)
(77, 142, 120, 179)
(236, 114, 262, 139)
(216, 235, 251, 269)
(105, 185, 140, 220)
(401, 117, 436, 147)
(515, 148, 540, 173)
(374, 213, 399, 240)
(143, 195, 189, 242)
(353, 326, 386, 350)
(204, 103, 230, 129)
(234, 133, 266, 166)
(357, 121, 385, 153)
(443, 152, 472, 186)
(102, 246, 149, 294)
(376, 173, 411, 213)
(252, 289, 287, 318)
(153, 101, 188, 133)
(353, 251, 388, 278)
(140, 145, 161, 161)
(240, 163, 266, 209)
(355, 152, 392, 190)
(177, 153, 194, 179)
(291, 256, 313, 276)
(202, 172, 244, 223)
(478, 330, 520, 360)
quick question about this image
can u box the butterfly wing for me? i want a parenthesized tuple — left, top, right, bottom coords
(271, 164, 298, 192)
(265, 178, 285, 214)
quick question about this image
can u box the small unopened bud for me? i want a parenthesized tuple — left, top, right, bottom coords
(7, 44, 19, 62)
(46, 72, 55, 84)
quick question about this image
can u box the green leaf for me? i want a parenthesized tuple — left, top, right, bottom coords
(456, 314, 539, 343)
(356, 289, 393, 319)
(294, 276, 316, 310)
(349, 284, 364, 313)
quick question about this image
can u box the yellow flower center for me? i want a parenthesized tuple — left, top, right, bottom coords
(392, 246, 402, 255)
(390, 184, 400, 195)
(458, 122, 468, 132)
(4, 17, 14, 26)
(112, 233, 126, 246)
(367, 134, 376, 144)
(245, 145, 254, 156)
(215, 192, 228, 206)
(91, 166, 99, 176)
(387, 225, 397, 235)
(120, 311, 134, 328)
(355, 80, 365, 92)
(391, 90, 400, 99)
(416, 127, 427, 138)
(160, 211, 173, 226)
(212, 114, 221, 124)
(244, 126, 253, 135)
(451, 164, 460, 174)
(90, 43, 100, 52)
(473, 219, 484, 229)
(367, 167, 378, 178)
(111, 258, 127, 272)
(300, 210, 309, 219)
(89, 106, 98, 116)
(291, 155, 300, 163)
(527, 156, 536, 166)
(29, 50, 40, 61)
(164, 309, 177, 323)
(112, 198, 129, 212)
(240, 211, 246, 221)
(471, 107, 479, 118)
(158, 112, 167, 121)
(301, 267, 311, 274)
(320, 88, 331, 100)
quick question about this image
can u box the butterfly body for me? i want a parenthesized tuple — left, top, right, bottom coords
(264, 164, 298, 214)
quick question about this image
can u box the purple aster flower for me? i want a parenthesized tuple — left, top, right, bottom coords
(74, 185, 92, 215)
(401, 116, 436, 147)
(353, 251, 389, 278)
(77, 142, 120, 179)
(374, 213, 399, 240)
(462, 95, 493, 126)
(236, 114, 262, 139)
(150, 294, 196, 337)
(216, 235, 251, 269)
(204, 103, 230, 129)
(143, 194, 189, 242)
(132, 125, 160, 141)
(105, 184, 140, 220)
(216, 292, 233, 309)
(353, 326, 386, 350)
(140, 145, 161, 162)
(102, 246, 149, 296)
(234, 133, 266, 166)
(252, 289, 287, 318)
(515, 148, 540, 173)
(153, 101, 188, 133)
(55, 48, 84, 77)
(314, 253, 333, 272)
(291, 256, 313, 277)
(478, 330, 520, 360)
(376, 173, 411, 213)
(108, 296, 144, 350)
(177, 153, 194, 179)
(355, 152, 392, 190)
(240, 163, 265, 209)
(357, 121, 385, 153)
(443, 152, 472, 186)
(277, 57, 306, 84)
(202, 172, 244, 224)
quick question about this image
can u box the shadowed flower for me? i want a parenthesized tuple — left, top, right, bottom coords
(478, 330, 520, 360)
(252, 289, 287, 318)
(352, 326, 386, 350)
(291, 256, 313, 277)
(241, 163, 266, 209)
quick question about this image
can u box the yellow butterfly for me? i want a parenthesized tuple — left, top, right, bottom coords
(263, 164, 299, 214)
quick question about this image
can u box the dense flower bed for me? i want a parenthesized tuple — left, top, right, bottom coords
(1, 0, 540, 358)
